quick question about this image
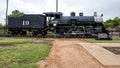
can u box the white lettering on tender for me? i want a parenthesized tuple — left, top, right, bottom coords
(23, 21, 29, 25)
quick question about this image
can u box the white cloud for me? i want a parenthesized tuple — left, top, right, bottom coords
(0, 0, 120, 25)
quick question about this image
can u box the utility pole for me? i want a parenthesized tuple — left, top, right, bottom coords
(4, 0, 9, 35)
(55, 0, 58, 38)
(56, 0, 58, 12)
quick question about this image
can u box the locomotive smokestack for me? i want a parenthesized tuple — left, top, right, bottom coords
(94, 12, 97, 16)
(79, 12, 83, 16)
(71, 12, 75, 16)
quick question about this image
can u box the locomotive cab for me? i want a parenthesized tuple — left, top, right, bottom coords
(43, 12, 63, 33)
(43, 12, 63, 26)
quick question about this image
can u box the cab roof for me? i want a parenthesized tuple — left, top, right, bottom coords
(43, 12, 63, 17)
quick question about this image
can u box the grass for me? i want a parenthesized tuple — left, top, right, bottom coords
(0, 29, 4, 34)
(0, 38, 32, 45)
(84, 39, 120, 43)
(37, 38, 56, 41)
(0, 43, 51, 68)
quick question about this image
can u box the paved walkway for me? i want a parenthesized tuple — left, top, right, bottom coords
(37, 39, 106, 68)
(79, 43, 120, 68)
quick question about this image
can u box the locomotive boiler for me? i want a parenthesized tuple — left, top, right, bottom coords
(44, 12, 106, 36)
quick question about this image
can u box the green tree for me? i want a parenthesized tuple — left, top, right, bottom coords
(104, 19, 114, 28)
(104, 17, 120, 28)
(0, 24, 4, 29)
(8, 10, 24, 18)
(113, 17, 120, 27)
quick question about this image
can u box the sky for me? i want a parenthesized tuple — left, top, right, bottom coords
(0, 0, 120, 25)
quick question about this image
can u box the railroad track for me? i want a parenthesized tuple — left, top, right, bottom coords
(0, 34, 96, 38)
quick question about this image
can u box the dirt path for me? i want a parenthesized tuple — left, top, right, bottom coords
(37, 39, 106, 68)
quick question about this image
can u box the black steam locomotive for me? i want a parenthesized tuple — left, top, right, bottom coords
(8, 12, 110, 39)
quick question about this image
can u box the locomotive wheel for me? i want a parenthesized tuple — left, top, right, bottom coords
(11, 31, 18, 35)
(20, 31, 27, 35)
(11, 32, 15, 35)
(32, 31, 38, 36)
(59, 29, 64, 35)
(41, 31, 47, 36)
